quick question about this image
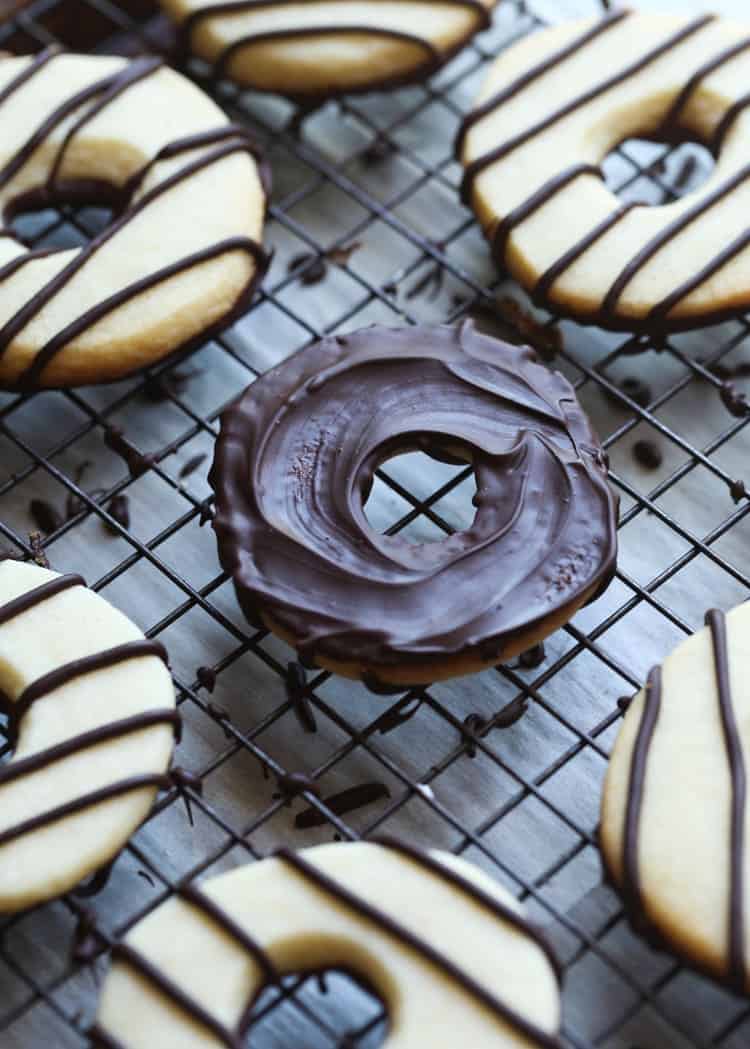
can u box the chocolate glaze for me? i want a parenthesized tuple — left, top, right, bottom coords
(210, 321, 617, 677)
(176, 0, 492, 101)
(458, 11, 750, 331)
(0, 571, 179, 865)
(618, 612, 748, 991)
(92, 839, 563, 1047)
(0, 50, 270, 389)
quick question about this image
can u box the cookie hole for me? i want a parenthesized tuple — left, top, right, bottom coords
(603, 137, 714, 206)
(244, 968, 388, 1047)
(7, 188, 116, 252)
(363, 448, 478, 544)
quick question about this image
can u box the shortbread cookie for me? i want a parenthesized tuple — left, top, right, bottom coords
(0, 561, 178, 912)
(0, 49, 268, 389)
(93, 839, 562, 1047)
(210, 321, 618, 690)
(601, 605, 750, 991)
(459, 11, 750, 332)
(160, 0, 496, 99)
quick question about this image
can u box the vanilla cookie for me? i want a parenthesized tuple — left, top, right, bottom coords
(0, 561, 178, 913)
(93, 839, 561, 1048)
(210, 321, 617, 690)
(0, 49, 268, 389)
(160, 0, 496, 100)
(601, 605, 750, 991)
(459, 11, 750, 332)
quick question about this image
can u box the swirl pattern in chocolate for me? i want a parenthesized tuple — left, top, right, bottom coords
(458, 12, 750, 332)
(210, 321, 617, 682)
(165, 0, 494, 99)
(0, 49, 269, 388)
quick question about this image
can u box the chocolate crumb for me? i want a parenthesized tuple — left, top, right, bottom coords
(277, 771, 320, 801)
(362, 136, 395, 165)
(673, 154, 698, 192)
(720, 381, 750, 418)
(494, 696, 528, 729)
(28, 532, 49, 568)
(617, 695, 634, 713)
(383, 281, 398, 297)
(294, 781, 390, 830)
(142, 366, 199, 403)
(462, 713, 486, 758)
(105, 493, 130, 532)
(104, 426, 155, 478)
(618, 377, 652, 409)
(326, 242, 361, 268)
(29, 498, 62, 535)
(137, 869, 155, 887)
(289, 252, 327, 286)
(518, 642, 545, 669)
(178, 452, 207, 480)
(285, 661, 317, 733)
(730, 479, 747, 504)
(197, 666, 216, 692)
(632, 440, 662, 470)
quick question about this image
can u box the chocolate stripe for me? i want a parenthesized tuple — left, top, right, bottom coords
(648, 226, 750, 325)
(621, 666, 662, 913)
(456, 10, 628, 158)
(601, 161, 750, 318)
(460, 14, 714, 202)
(105, 943, 241, 1048)
(706, 609, 747, 992)
(0, 773, 170, 849)
(0, 573, 83, 627)
(0, 47, 58, 110)
(0, 710, 180, 787)
(375, 836, 562, 984)
(277, 847, 562, 1047)
(47, 56, 163, 190)
(661, 36, 750, 131)
(6, 639, 168, 747)
(532, 203, 636, 307)
(491, 163, 603, 263)
(712, 90, 750, 153)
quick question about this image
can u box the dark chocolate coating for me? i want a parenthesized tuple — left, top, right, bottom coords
(210, 321, 617, 676)
(175, 0, 492, 101)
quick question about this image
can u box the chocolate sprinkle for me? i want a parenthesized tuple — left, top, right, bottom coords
(29, 498, 62, 535)
(178, 452, 208, 480)
(632, 440, 663, 470)
(104, 426, 155, 478)
(294, 781, 391, 829)
(105, 493, 130, 532)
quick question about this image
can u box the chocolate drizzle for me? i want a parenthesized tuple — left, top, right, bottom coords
(176, 0, 492, 99)
(707, 609, 747, 992)
(0, 50, 270, 388)
(458, 11, 750, 330)
(0, 570, 178, 864)
(620, 613, 748, 991)
(93, 840, 562, 1047)
(210, 322, 617, 677)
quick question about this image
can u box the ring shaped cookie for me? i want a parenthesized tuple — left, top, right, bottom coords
(0, 562, 178, 913)
(93, 840, 562, 1048)
(210, 321, 617, 689)
(459, 11, 750, 332)
(601, 605, 750, 992)
(160, 0, 496, 100)
(0, 49, 268, 389)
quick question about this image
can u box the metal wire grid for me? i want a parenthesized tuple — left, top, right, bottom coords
(0, 0, 749, 1046)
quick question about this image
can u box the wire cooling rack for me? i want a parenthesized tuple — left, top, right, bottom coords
(2, 0, 750, 1046)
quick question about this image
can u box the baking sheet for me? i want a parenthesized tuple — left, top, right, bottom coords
(1, 0, 750, 1046)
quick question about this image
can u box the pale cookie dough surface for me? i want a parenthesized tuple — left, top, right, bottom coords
(460, 11, 750, 331)
(0, 561, 176, 913)
(601, 603, 750, 991)
(95, 841, 561, 1048)
(0, 51, 267, 388)
(160, 0, 496, 98)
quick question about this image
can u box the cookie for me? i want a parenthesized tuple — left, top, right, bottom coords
(458, 11, 750, 332)
(93, 839, 561, 1047)
(0, 49, 268, 389)
(601, 605, 750, 991)
(0, 561, 178, 913)
(210, 321, 618, 690)
(160, 0, 496, 100)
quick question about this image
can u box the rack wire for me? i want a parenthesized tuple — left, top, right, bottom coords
(1, 0, 750, 1046)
